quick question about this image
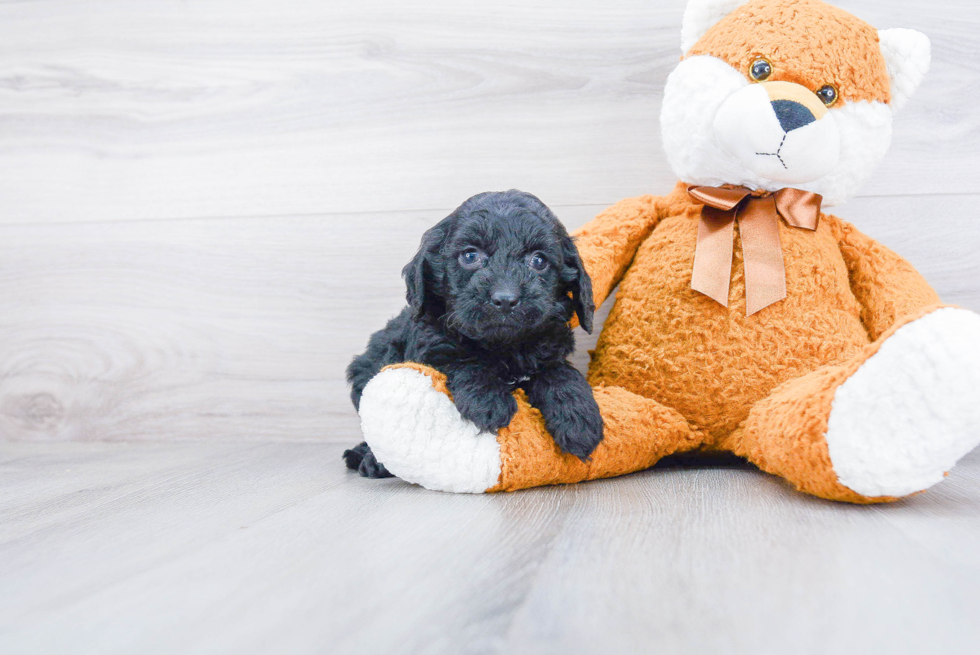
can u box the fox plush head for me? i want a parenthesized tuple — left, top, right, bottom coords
(661, 0, 930, 206)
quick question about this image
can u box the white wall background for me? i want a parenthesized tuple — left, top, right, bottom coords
(0, 0, 977, 443)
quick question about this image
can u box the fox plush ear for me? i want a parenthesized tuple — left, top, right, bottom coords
(681, 0, 750, 54)
(878, 28, 931, 113)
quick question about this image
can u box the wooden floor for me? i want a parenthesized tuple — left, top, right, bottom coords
(1, 441, 978, 655)
(2, 0, 980, 652)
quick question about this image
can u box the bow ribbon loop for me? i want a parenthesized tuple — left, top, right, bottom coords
(688, 186, 822, 316)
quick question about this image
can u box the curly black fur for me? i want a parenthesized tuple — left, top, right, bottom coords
(344, 190, 604, 479)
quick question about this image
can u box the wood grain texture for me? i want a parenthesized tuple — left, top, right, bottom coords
(0, 0, 977, 224)
(1, 0, 978, 443)
(0, 193, 974, 443)
(0, 441, 978, 654)
(0, 195, 976, 443)
(1, 2, 978, 651)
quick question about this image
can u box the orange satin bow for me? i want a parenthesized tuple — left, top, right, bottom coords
(688, 185, 822, 316)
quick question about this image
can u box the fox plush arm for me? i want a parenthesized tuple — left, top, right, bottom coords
(835, 219, 942, 340)
(572, 195, 665, 309)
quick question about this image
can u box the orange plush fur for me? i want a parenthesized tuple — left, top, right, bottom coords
(688, 0, 891, 105)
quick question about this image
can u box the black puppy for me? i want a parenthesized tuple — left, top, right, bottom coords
(343, 190, 604, 478)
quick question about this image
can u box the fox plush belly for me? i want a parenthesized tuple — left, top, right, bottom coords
(588, 188, 869, 442)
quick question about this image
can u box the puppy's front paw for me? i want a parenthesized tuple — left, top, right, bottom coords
(547, 403, 605, 462)
(455, 391, 518, 434)
(343, 441, 395, 479)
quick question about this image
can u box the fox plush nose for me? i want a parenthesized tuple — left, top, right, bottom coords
(762, 81, 828, 133)
(772, 100, 815, 132)
(491, 288, 520, 312)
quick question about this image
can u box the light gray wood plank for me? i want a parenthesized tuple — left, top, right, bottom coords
(0, 195, 976, 443)
(500, 459, 980, 654)
(838, 193, 980, 311)
(0, 1, 977, 652)
(0, 205, 602, 443)
(0, 0, 975, 224)
(0, 441, 978, 654)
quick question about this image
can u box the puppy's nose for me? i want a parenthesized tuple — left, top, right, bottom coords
(491, 289, 520, 312)
(772, 99, 816, 133)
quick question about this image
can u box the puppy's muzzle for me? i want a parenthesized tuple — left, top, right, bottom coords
(712, 81, 840, 185)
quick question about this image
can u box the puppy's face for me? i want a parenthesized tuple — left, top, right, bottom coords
(404, 190, 594, 343)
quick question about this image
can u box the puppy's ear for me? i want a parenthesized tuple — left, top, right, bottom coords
(561, 235, 595, 334)
(403, 217, 451, 319)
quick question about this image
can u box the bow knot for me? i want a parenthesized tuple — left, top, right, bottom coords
(688, 185, 822, 316)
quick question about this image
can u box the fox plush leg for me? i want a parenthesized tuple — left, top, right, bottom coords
(723, 306, 980, 503)
(358, 363, 702, 493)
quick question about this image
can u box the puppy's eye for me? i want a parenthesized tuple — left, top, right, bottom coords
(750, 57, 773, 82)
(458, 247, 485, 269)
(528, 252, 548, 272)
(816, 84, 839, 107)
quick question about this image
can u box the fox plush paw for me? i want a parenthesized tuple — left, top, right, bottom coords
(357, 364, 503, 493)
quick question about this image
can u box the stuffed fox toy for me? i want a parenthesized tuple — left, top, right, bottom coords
(355, 0, 980, 503)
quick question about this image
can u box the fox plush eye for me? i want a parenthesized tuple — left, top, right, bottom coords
(459, 247, 485, 269)
(750, 58, 773, 82)
(816, 84, 839, 107)
(528, 252, 548, 272)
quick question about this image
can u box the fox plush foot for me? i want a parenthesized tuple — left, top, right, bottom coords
(824, 307, 980, 497)
(358, 363, 701, 493)
(724, 307, 980, 503)
(358, 363, 503, 493)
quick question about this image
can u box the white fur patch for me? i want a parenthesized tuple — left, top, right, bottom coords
(826, 309, 980, 498)
(878, 29, 931, 113)
(796, 100, 893, 206)
(662, 56, 752, 188)
(661, 55, 893, 207)
(358, 367, 502, 493)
